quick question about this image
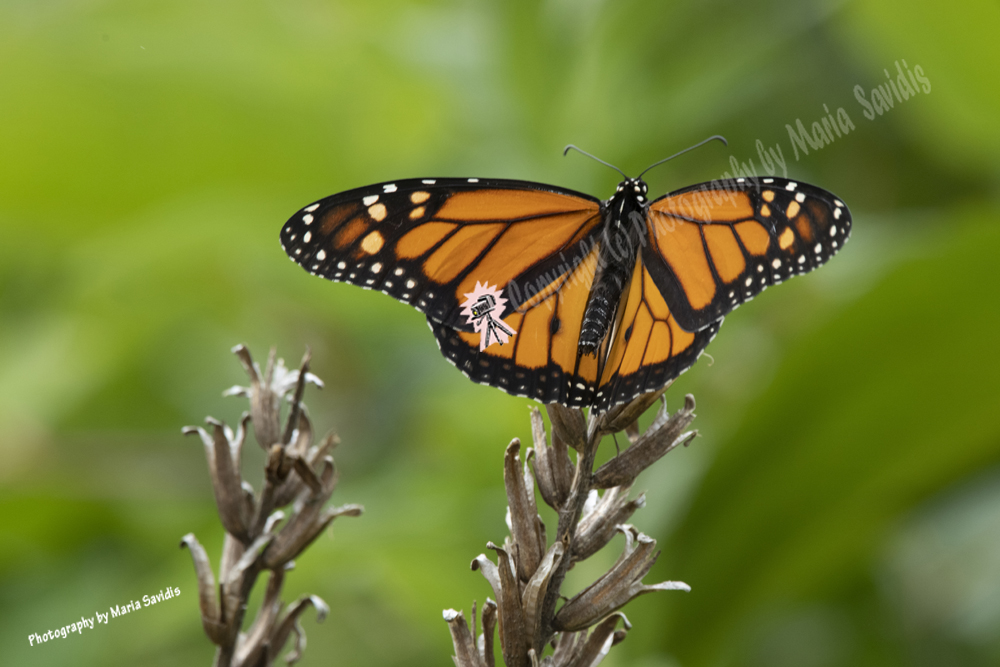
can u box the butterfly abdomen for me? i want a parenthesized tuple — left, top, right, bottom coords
(579, 195, 645, 356)
(579, 259, 630, 355)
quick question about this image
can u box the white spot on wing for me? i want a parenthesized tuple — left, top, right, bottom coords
(422, 179, 436, 184)
(383, 184, 397, 193)
(303, 214, 314, 224)
(468, 178, 479, 183)
(317, 250, 326, 260)
(303, 231, 311, 243)
(363, 195, 379, 206)
(305, 203, 320, 213)
(786, 182, 798, 191)
(795, 192, 806, 203)
(763, 178, 774, 184)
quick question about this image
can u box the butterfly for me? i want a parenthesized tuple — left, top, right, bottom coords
(280, 153, 850, 413)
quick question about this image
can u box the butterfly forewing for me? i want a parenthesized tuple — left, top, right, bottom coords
(643, 177, 852, 333)
(280, 177, 602, 330)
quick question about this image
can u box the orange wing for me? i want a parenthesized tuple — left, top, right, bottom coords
(643, 177, 851, 332)
(282, 174, 850, 412)
(429, 244, 721, 412)
(429, 242, 612, 407)
(280, 177, 603, 331)
(592, 254, 721, 411)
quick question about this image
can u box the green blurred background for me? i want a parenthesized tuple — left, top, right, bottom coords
(1, 0, 998, 665)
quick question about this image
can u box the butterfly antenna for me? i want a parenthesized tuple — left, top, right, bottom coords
(563, 145, 628, 180)
(637, 135, 728, 179)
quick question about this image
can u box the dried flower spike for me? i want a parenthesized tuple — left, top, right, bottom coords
(447, 390, 695, 666)
(182, 345, 361, 667)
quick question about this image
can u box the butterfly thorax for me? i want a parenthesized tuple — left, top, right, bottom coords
(578, 177, 649, 356)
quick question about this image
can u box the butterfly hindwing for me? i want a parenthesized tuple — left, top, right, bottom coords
(280, 177, 603, 331)
(594, 253, 721, 411)
(643, 177, 851, 333)
(429, 240, 607, 407)
(429, 240, 722, 412)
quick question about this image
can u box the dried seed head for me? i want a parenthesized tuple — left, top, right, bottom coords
(597, 385, 672, 435)
(444, 609, 484, 667)
(554, 526, 689, 632)
(573, 486, 646, 562)
(545, 403, 587, 451)
(520, 540, 565, 651)
(179, 534, 226, 644)
(592, 394, 697, 490)
(227, 345, 322, 450)
(504, 439, 545, 581)
(183, 417, 254, 542)
(269, 594, 329, 665)
(528, 408, 573, 510)
(486, 542, 530, 667)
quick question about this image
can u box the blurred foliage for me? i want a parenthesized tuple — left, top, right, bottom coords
(1, 0, 998, 666)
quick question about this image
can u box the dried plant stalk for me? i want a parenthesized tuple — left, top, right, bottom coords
(446, 388, 697, 666)
(181, 345, 362, 667)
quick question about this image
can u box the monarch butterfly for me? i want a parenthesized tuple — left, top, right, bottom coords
(280, 144, 850, 413)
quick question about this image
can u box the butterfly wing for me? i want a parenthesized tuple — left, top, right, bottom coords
(593, 253, 722, 412)
(429, 234, 723, 412)
(429, 239, 610, 406)
(282, 174, 850, 412)
(280, 177, 603, 331)
(643, 177, 851, 332)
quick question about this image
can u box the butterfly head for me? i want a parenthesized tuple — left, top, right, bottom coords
(614, 177, 649, 204)
(604, 177, 650, 236)
(607, 177, 650, 224)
